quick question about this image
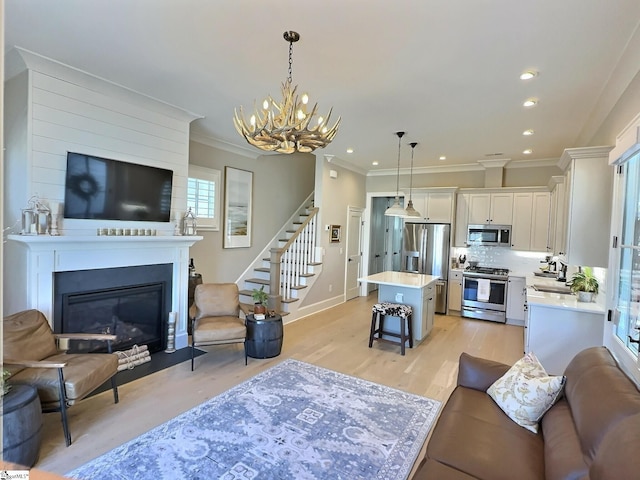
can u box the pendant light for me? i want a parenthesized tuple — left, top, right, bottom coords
(404, 142, 422, 218)
(385, 131, 407, 216)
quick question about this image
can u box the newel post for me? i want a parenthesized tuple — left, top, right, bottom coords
(269, 247, 283, 314)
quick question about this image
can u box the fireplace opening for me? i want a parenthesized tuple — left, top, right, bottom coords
(54, 264, 172, 354)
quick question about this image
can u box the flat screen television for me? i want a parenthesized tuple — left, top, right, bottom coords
(63, 152, 173, 222)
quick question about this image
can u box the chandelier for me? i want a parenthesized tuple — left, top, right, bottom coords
(233, 31, 341, 154)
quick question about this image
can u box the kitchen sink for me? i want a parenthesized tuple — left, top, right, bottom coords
(532, 284, 573, 294)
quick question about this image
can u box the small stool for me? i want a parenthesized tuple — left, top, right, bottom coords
(369, 302, 413, 355)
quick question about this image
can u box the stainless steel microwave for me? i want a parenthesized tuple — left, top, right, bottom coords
(467, 224, 512, 247)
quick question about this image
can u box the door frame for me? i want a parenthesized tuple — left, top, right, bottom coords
(361, 191, 405, 296)
(345, 206, 364, 300)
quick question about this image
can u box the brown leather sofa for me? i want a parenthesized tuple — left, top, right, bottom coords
(414, 347, 640, 479)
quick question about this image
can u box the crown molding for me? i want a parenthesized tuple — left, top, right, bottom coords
(477, 158, 511, 168)
(558, 146, 614, 170)
(322, 155, 368, 176)
(367, 162, 485, 177)
(506, 158, 560, 169)
(190, 130, 262, 159)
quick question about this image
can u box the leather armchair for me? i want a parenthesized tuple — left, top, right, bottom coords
(3, 309, 120, 446)
(190, 283, 250, 370)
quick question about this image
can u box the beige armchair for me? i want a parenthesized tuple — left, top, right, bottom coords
(3, 309, 120, 446)
(190, 283, 250, 370)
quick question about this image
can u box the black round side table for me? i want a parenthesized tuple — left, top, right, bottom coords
(2, 384, 43, 467)
(246, 314, 284, 359)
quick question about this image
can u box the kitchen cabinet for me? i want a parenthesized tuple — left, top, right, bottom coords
(448, 270, 463, 312)
(506, 276, 526, 325)
(526, 303, 605, 375)
(454, 194, 469, 247)
(425, 283, 435, 337)
(468, 192, 513, 225)
(559, 147, 614, 267)
(548, 176, 566, 255)
(511, 192, 550, 251)
(411, 190, 455, 223)
(531, 192, 551, 252)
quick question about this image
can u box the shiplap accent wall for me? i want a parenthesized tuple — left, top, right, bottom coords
(3, 48, 201, 236)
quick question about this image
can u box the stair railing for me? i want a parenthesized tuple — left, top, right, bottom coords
(269, 207, 319, 313)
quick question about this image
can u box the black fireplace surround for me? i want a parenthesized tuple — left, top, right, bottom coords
(54, 264, 173, 354)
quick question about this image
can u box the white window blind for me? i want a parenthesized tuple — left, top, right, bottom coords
(187, 165, 221, 231)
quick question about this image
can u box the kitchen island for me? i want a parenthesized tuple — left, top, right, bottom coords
(359, 271, 439, 344)
(525, 276, 606, 375)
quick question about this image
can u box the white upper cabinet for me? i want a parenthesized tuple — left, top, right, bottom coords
(511, 192, 550, 251)
(560, 147, 614, 267)
(454, 193, 469, 247)
(468, 192, 513, 225)
(410, 190, 455, 223)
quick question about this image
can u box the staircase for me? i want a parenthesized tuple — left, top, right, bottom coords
(237, 195, 322, 321)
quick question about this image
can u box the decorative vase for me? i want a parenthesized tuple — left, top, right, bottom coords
(577, 291, 594, 303)
(254, 304, 267, 315)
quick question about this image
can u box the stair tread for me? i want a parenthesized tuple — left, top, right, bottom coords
(245, 278, 270, 285)
(254, 267, 270, 273)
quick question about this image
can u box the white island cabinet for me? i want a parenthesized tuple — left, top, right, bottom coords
(525, 277, 606, 375)
(359, 271, 439, 344)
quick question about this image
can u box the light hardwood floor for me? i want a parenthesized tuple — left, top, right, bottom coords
(35, 293, 524, 476)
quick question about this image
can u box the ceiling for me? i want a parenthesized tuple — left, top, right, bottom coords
(5, 1, 640, 173)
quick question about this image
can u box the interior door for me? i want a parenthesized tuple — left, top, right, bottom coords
(346, 207, 364, 301)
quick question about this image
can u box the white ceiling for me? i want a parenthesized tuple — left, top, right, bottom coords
(5, 0, 640, 173)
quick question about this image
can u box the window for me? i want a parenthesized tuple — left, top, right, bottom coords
(187, 165, 221, 231)
(614, 154, 640, 356)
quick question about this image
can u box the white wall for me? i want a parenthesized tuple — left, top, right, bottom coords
(3, 48, 200, 236)
(187, 140, 316, 283)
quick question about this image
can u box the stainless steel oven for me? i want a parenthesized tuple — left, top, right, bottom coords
(462, 266, 509, 323)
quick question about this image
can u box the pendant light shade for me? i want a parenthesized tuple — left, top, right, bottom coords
(385, 132, 406, 216)
(403, 142, 422, 218)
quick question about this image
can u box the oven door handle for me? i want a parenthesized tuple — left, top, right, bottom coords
(463, 276, 508, 285)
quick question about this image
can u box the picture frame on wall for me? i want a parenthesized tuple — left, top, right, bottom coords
(223, 167, 253, 248)
(330, 225, 341, 243)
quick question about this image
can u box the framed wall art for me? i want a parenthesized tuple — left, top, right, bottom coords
(330, 225, 341, 243)
(223, 167, 253, 248)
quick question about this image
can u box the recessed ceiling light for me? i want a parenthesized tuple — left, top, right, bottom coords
(523, 149, 533, 155)
(522, 129, 535, 136)
(372, 161, 379, 166)
(346, 148, 354, 154)
(439, 156, 446, 161)
(520, 70, 537, 80)
(523, 98, 538, 107)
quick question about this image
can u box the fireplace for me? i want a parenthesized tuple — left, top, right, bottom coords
(54, 264, 173, 354)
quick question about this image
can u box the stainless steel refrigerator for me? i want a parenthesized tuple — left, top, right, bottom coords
(401, 223, 450, 314)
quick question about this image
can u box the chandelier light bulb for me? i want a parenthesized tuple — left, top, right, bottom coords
(317, 116, 324, 125)
(263, 99, 270, 110)
(297, 109, 306, 120)
(302, 93, 309, 104)
(250, 115, 256, 127)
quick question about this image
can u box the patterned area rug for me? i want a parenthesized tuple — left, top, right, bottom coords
(68, 359, 441, 480)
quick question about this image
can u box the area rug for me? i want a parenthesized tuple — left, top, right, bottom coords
(68, 359, 441, 480)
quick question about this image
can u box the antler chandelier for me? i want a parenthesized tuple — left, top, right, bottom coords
(233, 31, 341, 154)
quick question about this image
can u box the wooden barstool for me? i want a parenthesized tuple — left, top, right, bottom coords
(369, 302, 414, 355)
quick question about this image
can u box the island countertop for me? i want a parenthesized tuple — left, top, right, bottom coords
(359, 271, 439, 288)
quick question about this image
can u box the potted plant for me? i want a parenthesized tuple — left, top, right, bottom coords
(569, 266, 599, 302)
(252, 286, 269, 315)
(1, 369, 11, 396)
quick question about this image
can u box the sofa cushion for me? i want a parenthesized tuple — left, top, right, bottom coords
(412, 458, 479, 480)
(426, 386, 545, 480)
(541, 398, 588, 480)
(456, 352, 511, 391)
(589, 412, 640, 479)
(487, 352, 565, 433)
(563, 347, 640, 461)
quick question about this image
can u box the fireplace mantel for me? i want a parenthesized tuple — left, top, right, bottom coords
(4, 234, 203, 350)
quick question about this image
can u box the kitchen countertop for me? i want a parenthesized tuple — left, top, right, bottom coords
(525, 276, 606, 314)
(358, 271, 439, 288)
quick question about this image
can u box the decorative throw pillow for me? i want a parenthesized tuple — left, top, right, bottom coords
(487, 352, 565, 433)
